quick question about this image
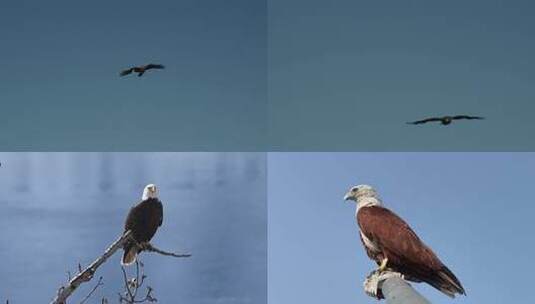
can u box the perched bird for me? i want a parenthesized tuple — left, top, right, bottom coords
(122, 184, 163, 266)
(407, 115, 484, 126)
(344, 184, 466, 298)
(119, 64, 165, 77)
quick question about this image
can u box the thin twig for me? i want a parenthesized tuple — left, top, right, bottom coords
(79, 276, 104, 304)
(51, 230, 190, 304)
(121, 265, 135, 301)
(120, 261, 157, 304)
(50, 231, 133, 304)
(141, 243, 192, 258)
(133, 261, 140, 299)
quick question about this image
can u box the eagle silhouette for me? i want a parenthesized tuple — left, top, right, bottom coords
(120, 64, 165, 77)
(407, 115, 484, 126)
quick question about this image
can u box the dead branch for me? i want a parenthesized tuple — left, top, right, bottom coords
(79, 276, 104, 304)
(140, 243, 192, 258)
(119, 261, 157, 303)
(50, 230, 190, 304)
(51, 231, 133, 304)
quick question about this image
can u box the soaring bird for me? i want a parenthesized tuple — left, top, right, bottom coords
(407, 115, 484, 126)
(122, 184, 163, 266)
(344, 185, 466, 298)
(119, 64, 165, 77)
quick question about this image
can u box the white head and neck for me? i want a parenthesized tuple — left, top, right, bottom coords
(142, 184, 159, 200)
(343, 184, 383, 214)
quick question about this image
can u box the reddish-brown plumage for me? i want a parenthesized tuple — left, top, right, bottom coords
(357, 205, 465, 297)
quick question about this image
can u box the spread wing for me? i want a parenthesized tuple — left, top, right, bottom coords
(452, 115, 484, 120)
(406, 117, 442, 125)
(120, 68, 134, 76)
(146, 64, 165, 70)
(357, 206, 465, 297)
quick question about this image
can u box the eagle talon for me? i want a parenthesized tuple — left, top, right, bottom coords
(377, 258, 388, 272)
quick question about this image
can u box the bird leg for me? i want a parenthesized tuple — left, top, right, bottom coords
(378, 258, 388, 272)
(138, 242, 150, 251)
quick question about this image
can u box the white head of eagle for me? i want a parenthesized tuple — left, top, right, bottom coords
(343, 184, 466, 298)
(142, 183, 158, 200)
(122, 183, 164, 266)
(343, 184, 383, 211)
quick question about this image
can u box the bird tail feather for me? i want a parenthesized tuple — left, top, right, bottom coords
(121, 246, 138, 266)
(429, 266, 466, 298)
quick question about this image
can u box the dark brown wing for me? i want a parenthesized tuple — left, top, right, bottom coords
(145, 64, 165, 70)
(452, 115, 484, 120)
(357, 206, 465, 297)
(406, 117, 442, 125)
(120, 68, 134, 76)
(124, 198, 163, 243)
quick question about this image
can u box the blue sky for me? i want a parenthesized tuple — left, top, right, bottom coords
(0, 0, 266, 150)
(269, 1, 535, 150)
(268, 153, 535, 303)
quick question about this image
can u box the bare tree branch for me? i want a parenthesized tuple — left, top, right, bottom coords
(119, 262, 157, 304)
(50, 230, 190, 304)
(79, 276, 104, 304)
(120, 265, 136, 301)
(140, 243, 192, 258)
(51, 231, 133, 304)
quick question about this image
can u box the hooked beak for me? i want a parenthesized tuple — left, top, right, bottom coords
(344, 192, 353, 201)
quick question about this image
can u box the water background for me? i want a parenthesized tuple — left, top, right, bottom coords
(0, 152, 266, 304)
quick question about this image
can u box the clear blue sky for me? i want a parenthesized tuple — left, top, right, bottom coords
(268, 153, 535, 303)
(0, 0, 266, 150)
(269, 1, 535, 150)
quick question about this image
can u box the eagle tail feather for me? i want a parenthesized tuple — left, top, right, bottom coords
(429, 266, 465, 298)
(121, 245, 138, 266)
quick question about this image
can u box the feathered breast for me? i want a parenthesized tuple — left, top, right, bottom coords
(124, 198, 163, 243)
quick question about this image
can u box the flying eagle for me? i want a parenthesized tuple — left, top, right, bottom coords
(407, 115, 484, 125)
(122, 184, 163, 266)
(119, 64, 165, 77)
(344, 185, 466, 298)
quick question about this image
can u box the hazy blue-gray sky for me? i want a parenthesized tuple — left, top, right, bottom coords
(0, 0, 266, 150)
(269, 1, 535, 150)
(3, 1, 535, 151)
(268, 153, 535, 303)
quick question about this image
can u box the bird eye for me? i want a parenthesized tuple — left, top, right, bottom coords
(351, 187, 358, 192)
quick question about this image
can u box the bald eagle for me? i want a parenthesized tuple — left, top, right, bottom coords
(122, 184, 163, 266)
(119, 64, 165, 77)
(344, 185, 465, 298)
(407, 115, 484, 126)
